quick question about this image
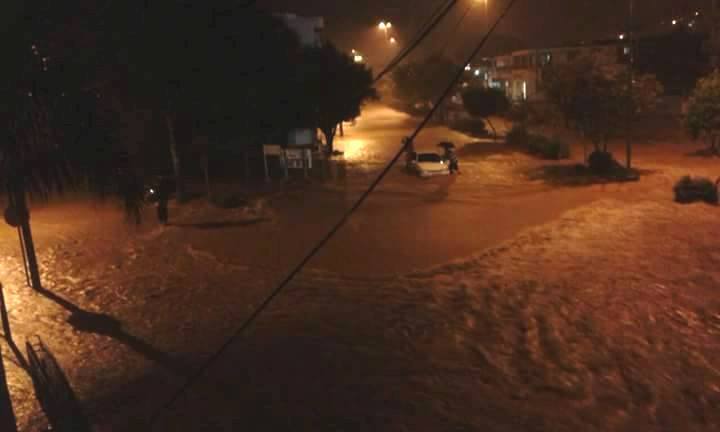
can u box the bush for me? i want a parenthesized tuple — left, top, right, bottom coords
(673, 176, 719, 204)
(587, 151, 619, 173)
(506, 124, 529, 147)
(527, 135, 570, 160)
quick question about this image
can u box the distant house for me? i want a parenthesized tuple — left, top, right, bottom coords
(486, 39, 631, 102)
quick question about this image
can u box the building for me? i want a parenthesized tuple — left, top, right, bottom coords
(276, 13, 324, 47)
(486, 39, 631, 102)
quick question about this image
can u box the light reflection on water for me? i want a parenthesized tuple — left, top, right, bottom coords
(337, 138, 373, 162)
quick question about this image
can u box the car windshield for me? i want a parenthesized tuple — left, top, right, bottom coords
(417, 153, 442, 163)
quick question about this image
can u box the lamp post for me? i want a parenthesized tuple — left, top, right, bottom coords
(378, 21, 392, 40)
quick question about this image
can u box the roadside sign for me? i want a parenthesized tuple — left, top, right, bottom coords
(284, 149, 312, 169)
(263, 144, 283, 156)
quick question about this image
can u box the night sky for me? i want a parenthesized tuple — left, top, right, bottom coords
(262, 0, 715, 60)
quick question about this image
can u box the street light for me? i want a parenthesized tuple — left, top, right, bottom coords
(378, 21, 392, 39)
(353, 54, 364, 63)
(389, 37, 397, 44)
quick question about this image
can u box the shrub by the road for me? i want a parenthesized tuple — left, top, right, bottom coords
(507, 125, 569, 160)
(506, 124, 529, 147)
(527, 135, 570, 160)
(588, 151, 620, 174)
(674, 176, 719, 204)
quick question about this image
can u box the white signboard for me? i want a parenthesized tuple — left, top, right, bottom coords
(263, 144, 283, 156)
(284, 149, 312, 169)
(288, 129, 315, 146)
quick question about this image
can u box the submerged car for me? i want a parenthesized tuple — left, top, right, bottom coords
(406, 152, 450, 177)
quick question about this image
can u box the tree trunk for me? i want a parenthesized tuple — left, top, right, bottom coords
(165, 114, 184, 202)
(485, 118, 498, 142)
(0, 282, 16, 431)
(9, 183, 41, 290)
(322, 127, 336, 156)
(339, 122, 344, 137)
(0, 351, 17, 432)
(201, 155, 211, 200)
(626, 138, 632, 169)
(243, 147, 250, 181)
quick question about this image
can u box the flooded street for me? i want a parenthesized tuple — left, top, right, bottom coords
(0, 105, 718, 431)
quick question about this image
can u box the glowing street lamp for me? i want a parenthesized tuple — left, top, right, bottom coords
(389, 37, 397, 44)
(354, 54, 364, 63)
(378, 21, 392, 39)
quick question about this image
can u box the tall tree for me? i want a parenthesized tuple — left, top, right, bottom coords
(301, 44, 378, 155)
(0, 0, 143, 291)
(134, 3, 302, 188)
(0, 2, 142, 427)
(461, 88, 510, 139)
(392, 55, 459, 112)
(191, 5, 302, 185)
(544, 57, 662, 164)
(686, 70, 720, 154)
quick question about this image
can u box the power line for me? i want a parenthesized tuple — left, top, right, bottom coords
(438, 2, 473, 57)
(147, 0, 520, 428)
(374, 0, 459, 82)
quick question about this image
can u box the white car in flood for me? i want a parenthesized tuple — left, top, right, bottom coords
(406, 152, 450, 177)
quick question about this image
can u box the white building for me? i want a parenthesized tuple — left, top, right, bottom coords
(486, 40, 630, 102)
(277, 13, 324, 47)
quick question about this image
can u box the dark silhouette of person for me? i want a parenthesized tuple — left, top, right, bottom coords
(156, 177, 172, 224)
(448, 150, 460, 174)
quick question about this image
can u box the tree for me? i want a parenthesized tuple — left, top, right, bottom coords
(392, 55, 459, 113)
(542, 57, 596, 128)
(686, 70, 720, 155)
(621, 72, 664, 168)
(133, 3, 303, 189)
(461, 88, 510, 139)
(544, 57, 663, 166)
(0, 0, 143, 291)
(191, 6, 302, 186)
(301, 44, 378, 155)
(0, 3, 142, 427)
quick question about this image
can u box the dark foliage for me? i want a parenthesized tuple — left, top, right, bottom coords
(674, 176, 719, 204)
(300, 44, 378, 154)
(587, 151, 620, 174)
(506, 124, 530, 147)
(0, 0, 144, 213)
(505, 125, 568, 160)
(461, 88, 510, 119)
(527, 135, 570, 160)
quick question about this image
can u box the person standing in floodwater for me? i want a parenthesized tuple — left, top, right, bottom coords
(156, 177, 172, 224)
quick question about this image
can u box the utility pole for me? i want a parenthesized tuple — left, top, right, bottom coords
(0, 284, 18, 432)
(713, 0, 719, 69)
(626, 0, 635, 170)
